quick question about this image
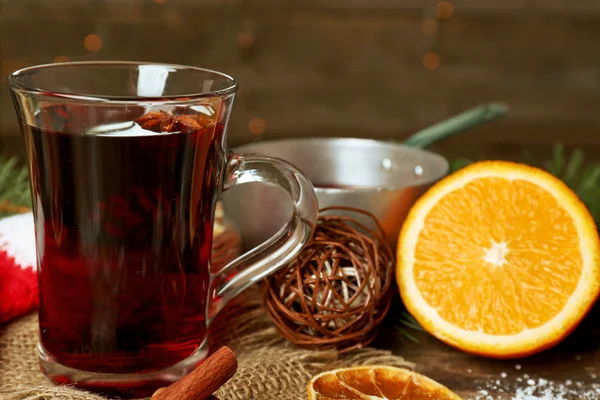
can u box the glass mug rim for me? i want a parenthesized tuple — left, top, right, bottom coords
(7, 60, 238, 103)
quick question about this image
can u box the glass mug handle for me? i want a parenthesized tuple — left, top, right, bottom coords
(208, 152, 319, 321)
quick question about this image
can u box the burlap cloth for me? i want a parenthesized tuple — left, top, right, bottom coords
(0, 287, 413, 400)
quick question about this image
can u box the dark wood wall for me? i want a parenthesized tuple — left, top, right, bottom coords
(2, 0, 600, 161)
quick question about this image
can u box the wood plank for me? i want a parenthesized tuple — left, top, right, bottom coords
(3, 1, 600, 163)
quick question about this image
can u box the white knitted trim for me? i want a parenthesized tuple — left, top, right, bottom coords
(0, 212, 36, 269)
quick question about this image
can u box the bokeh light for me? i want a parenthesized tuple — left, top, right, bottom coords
(436, 1, 453, 19)
(237, 32, 256, 49)
(84, 34, 102, 52)
(423, 52, 440, 70)
(249, 118, 266, 135)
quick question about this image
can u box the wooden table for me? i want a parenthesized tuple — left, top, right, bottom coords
(374, 300, 600, 400)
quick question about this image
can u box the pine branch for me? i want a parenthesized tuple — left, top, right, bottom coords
(0, 156, 31, 218)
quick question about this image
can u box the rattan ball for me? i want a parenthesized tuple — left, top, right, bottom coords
(263, 206, 394, 352)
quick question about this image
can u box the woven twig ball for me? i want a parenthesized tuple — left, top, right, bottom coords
(263, 206, 394, 352)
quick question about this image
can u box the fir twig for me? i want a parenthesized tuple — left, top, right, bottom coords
(394, 323, 421, 343)
(394, 307, 425, 343)
(399, 311, 425, 332)
(0, 156, 31, 218)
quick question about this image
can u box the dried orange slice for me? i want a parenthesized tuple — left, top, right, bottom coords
(307, 365, 463, 400)
(397, 161, 600, 358)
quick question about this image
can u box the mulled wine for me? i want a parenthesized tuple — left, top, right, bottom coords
(22, 116, 223, 377)
(10, 61, 318, 398)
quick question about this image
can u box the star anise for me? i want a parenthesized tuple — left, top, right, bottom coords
(134, 111, 213, 133)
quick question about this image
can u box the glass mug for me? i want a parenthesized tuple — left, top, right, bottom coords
(8, 62, 318, 398)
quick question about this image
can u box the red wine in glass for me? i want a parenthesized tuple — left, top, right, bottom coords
(23, 114, 224, 395)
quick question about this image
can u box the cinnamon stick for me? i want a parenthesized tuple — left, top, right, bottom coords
(151, 346, 237, 400)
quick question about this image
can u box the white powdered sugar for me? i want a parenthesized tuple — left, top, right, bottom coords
(511, 379, 600, 400)
(472, 371, 600, 400)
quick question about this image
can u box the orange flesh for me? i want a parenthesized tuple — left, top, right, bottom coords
(413, 177, 583, 335)
(337, 370, 381, 396)
(313, 373, 362, 399)
(311, 367, 461, 400)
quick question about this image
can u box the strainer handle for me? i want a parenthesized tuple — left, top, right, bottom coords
(207, 152, 318, 322)
(403, 102, 509, 148)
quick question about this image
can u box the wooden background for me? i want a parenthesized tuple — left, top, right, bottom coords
(2, 0, 600, 162)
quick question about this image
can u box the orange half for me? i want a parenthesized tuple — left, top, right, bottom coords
(307, 365, 463, 400)
(397, 161, 600, 358)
